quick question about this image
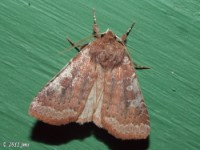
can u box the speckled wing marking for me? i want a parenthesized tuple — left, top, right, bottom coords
(29, 48, 97, 125)
(101, 56, 150, 140)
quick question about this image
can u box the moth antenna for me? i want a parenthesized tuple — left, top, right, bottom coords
(121, 22, 135, 43)
(67, 37, 80, 52)
(93, 9, 100, 38)
(59, 35, 94, 55)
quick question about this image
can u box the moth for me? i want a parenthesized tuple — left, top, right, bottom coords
(29, 10, 150, 140)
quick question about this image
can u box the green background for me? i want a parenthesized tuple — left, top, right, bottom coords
(1, 0, 200, 149)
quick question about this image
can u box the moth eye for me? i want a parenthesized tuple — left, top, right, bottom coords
(101, 34, 105, 37)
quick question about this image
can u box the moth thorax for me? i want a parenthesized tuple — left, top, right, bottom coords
(91, 45, 125, 69)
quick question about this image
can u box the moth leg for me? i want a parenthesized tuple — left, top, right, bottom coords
(134, 62, 150, 69)
(67, 37, 80, 52)
(93, 9, 100, 38)
(121, 22, 135, 43)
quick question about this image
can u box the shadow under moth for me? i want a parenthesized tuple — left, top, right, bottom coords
(29, 10, 150, 140)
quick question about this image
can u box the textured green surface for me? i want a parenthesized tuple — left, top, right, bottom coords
(1, 0, 200, 149)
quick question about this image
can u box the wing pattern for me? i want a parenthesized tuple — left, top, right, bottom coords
(101, 56, 150, 139)
(29, 48, 97, 125)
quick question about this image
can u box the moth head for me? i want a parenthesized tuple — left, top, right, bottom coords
(101, 29, 116, 39)
(100, 25, 134, 45)
(100, 29, 124, 45)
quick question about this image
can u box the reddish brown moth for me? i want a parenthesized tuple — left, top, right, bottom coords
(29, 10, 150, 140)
